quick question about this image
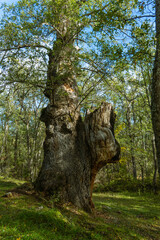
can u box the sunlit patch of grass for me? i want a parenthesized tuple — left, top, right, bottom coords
(0, 178, 160, 240)
(0, 176, 26, 195)
(93, 192, 160, 239)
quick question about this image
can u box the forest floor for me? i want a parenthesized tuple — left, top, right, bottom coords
(0, 177, 160, 240)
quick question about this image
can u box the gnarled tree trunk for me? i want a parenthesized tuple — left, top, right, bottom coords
(34, 84, 120, 212)
(34, 4, 120, 212)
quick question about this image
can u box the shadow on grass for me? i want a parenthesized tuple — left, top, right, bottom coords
(0, 179, 18, 193)
(93, 193, 160, 240)
(0, 203, 94, 240)
(94, 193, 160, 218)
(0, 178, 160, 240)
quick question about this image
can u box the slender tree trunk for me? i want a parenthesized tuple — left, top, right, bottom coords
(152, 135, 158, 193)
(0, 119, 9, 173)
(151, 0, 160, 180)
(132, 156, 137, 179)
(140, 165, 144, 192)
(14, 129, 18, 176)
(26, 121, 32, 179)
(126, 103, 137, 179)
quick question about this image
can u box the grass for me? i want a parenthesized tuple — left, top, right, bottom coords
(0, 177, 160, 240)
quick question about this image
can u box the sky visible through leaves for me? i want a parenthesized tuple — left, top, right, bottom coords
(0, 0, 17, 18)
(0, 0, 17, 4)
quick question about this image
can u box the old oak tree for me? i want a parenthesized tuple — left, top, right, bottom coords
(1, 0, 142, 211)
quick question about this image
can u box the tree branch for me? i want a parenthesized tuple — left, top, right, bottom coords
(81, 3, 109, 17)
(0, 44, 51, 52)
(75, 75, 105, 111)
(125, 15, 155, 22)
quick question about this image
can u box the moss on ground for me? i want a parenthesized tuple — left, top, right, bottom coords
(0, 177, 160, 240)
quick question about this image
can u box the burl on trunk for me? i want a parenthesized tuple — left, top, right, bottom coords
(34, 10, 120, 211)
(34, 80, 120, 212)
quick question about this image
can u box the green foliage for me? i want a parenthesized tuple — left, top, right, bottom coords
(0, 86, 46, 180)
(94, 175, 160, 193)
(0, 0, 157, 188)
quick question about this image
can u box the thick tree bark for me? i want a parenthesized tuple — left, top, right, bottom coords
(34, 4, 120, 211)
(151, 0, 160, 179)
(34, 89, 120, 211)
(34, 67, 120, 211)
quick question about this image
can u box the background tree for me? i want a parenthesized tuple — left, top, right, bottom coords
(0, 85, 46, 180)
(151, 0, 160, 180)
